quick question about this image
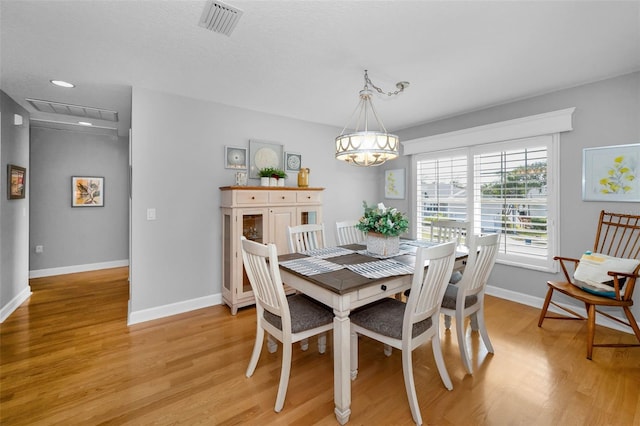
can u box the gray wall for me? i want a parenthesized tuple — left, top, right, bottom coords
(29, 127, 129, 271)
(1, 91, 30, 318)
(129, 87, 379, 319)
(393, 71, 640, 319)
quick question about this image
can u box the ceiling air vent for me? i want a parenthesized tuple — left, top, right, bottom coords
(26, 98, 119, 122)
(199, 0, 243, 36)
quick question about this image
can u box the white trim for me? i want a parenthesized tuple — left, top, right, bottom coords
(0, 287, 32, 323)
(402, 107, 575, 154)
(29, 259, 129, 278)
(127, 293, 223, 325)
(486, 284, 638, 335)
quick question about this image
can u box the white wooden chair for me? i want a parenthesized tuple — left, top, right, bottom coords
(287, 223, 326, 253)
(440, 233, 500, 375)
(241, 236, 334, 412)
(350, 241, 457, 425)
(431, 219, 470, 247)
(335, 220, 365, 245)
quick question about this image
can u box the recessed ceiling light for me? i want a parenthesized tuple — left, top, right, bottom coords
(78, 121, 92, 126)
(50, 80, 75, 88)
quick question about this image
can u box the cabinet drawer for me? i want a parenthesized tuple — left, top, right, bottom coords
(269, 191, 296, 204)
(297, 191, 322, 204)
(357, 279, 406, 300)
(236, 191, 269, 205)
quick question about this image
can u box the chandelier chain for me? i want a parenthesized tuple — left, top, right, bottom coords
(364, 70, 407, 97)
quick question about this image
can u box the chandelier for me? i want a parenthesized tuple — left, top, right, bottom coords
(335, 70, 409, 167)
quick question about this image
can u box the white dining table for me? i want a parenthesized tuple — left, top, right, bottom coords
(278, 242, 467, 424)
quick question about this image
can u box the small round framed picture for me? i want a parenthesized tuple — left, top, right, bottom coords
(225, 146, 248, 169)
(285, 152, 302, 172)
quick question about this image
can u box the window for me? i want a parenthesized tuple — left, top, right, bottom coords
(416, 152, 468, 240)
(415, 135, 557, 271)
(405, 109, 574, 271)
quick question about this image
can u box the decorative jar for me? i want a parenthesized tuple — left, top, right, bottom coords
(298, 168, 310, 187)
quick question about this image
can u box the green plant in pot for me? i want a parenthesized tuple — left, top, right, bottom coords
(258, 167, 287, 186)
(356, 201, 409, 256)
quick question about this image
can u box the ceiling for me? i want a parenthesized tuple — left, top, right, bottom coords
(2, 1, 639, 138)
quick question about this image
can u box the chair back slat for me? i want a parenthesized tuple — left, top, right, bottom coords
(406, 241, 457, 324)
(241, 237, 290, 326)
(431, 220, 470, 247)
(335, 220, 365, 245)
(594, 211, 640, 260)
(459, 233, 501, 294)
(287, 223, 326, 253)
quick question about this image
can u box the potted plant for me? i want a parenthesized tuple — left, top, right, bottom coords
(273, 168, 287, 187)
(355, 201, 409, 256)
(258, 167, 275, 186)
(258, 167, 287, 187)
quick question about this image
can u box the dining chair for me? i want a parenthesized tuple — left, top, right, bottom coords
(240, 236, 334, 412)
(350, 241, 457, 426)
(538, 211, 640, 360)
(335, 220, 365, 245)
(431, 219, 469, 285)
(440, 233, 500, 375)
(431, 219, 470, 247)
(287, 223, 326, 253)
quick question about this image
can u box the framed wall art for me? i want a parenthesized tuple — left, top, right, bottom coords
(7, 164, 26, 200)
(249, 140, 283, 179)
(582, 143, 639, 202)
(385, 168, 405, 199)
(285, 152, 302, 173)
(224, 146, 248, 169)
(72, 176, 104, 207)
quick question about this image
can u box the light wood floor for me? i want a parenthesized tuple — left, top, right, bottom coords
(1, 267, 639, 425)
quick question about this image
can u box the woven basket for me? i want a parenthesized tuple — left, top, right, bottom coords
(366, 232, 400, 256)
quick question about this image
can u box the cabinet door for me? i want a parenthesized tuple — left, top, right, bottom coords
(239, 208, 269, 296)
(269, 206, 296, 254)
(297, 206, 322, 226)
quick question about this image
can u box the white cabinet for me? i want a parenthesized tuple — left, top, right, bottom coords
(220, 186, 324, 314)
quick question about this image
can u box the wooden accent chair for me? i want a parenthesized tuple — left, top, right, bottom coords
(441, 233, 501, 375)
(350, 241, 457, 426)
(240, 237, 333, 412)
(287, 223, 326, 253)
(335, 220, 365, 245)
(538, 211, 640, 360)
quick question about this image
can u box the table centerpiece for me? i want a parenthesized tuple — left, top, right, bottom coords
(355, 202, 409, 256)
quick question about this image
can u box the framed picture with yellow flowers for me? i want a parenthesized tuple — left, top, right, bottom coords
(582, 143, 639, 202)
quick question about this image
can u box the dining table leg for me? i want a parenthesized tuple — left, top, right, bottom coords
(333, 308, 352, 424)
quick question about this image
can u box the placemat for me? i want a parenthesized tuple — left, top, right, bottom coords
(301, 247, 355, 259)
(345, 259, 415, 279)
(280, 257, 345, 276)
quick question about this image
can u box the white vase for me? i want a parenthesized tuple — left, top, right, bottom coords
(260, 177, 270, 187)
(277, 178, 285, 187)
(269, 177, 278, 186)
(366, 232, 400, 256)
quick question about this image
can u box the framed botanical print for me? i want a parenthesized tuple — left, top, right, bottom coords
(72, 176, 104, 207)
(224, 146, 248, 169)
(384, 168, 405, 199)
(582, 143, 639, 202)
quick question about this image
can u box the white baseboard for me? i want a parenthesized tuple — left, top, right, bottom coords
(29, 259, 129, 278)
(486, 284, 637, 335)
(0, 287, 32, 323)
(127, 293, 223, 325)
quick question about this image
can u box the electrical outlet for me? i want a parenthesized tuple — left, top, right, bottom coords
(35, 245, 44, 253)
